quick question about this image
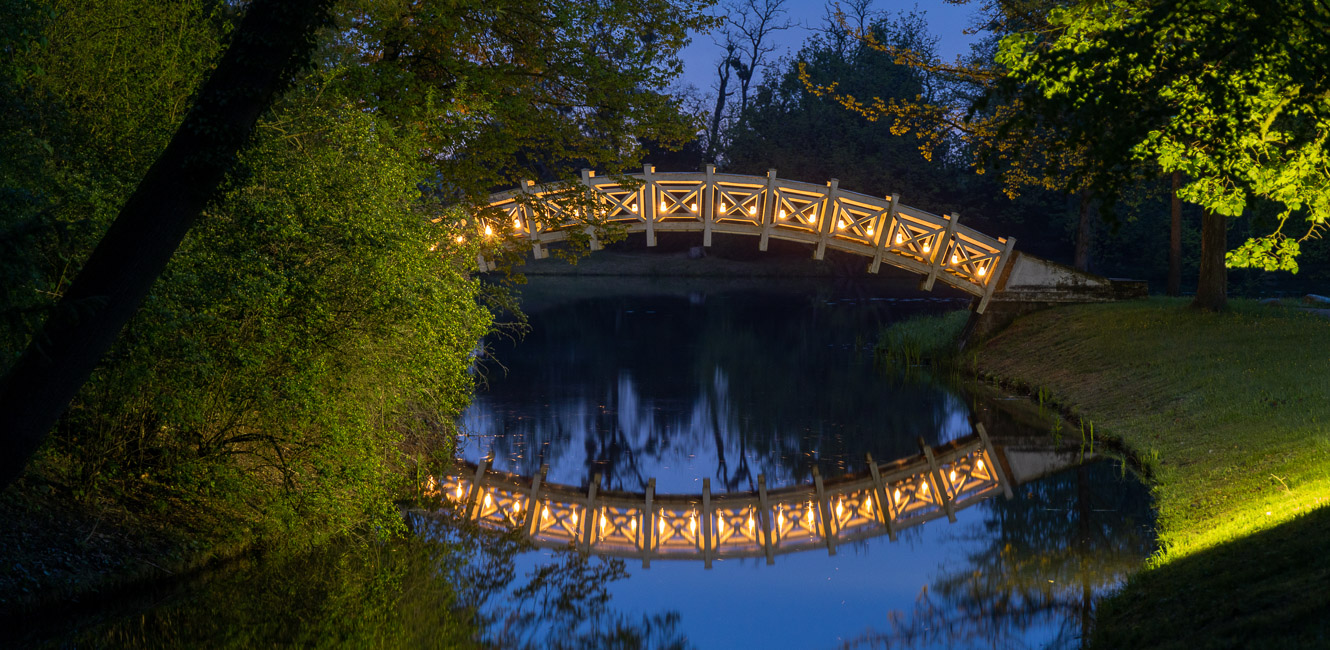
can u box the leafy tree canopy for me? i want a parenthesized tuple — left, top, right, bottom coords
(995, 0, 1330, 272)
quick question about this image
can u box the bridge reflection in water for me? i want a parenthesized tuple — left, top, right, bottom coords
(429, 425, 1027, 568)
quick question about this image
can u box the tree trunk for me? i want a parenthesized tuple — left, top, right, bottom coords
(1192, 208, 1228, 311)
(1074, 189, 1093, 271)
(705, 47, 736, 165)
(1168, 171, 1182, 297)
(0, 0, 334, 490)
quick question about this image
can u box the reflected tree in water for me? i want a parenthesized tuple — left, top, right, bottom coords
(464, 292, 968, 492)
(840, 461, 1155, 649)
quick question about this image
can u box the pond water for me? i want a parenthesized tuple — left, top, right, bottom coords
(21, 276, 1155, 649)
(445, 277, 1156, 649)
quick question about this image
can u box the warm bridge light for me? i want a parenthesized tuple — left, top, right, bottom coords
(920, 481, 929, 494)
(837, 220, 847, 230)
(748, 205, 757, 215)
(867, 226, 874, 236)
(629, 203, 638, 213)
(719, 202, 726, 211)
(572, 511, 578, 526)
(977, 459, 985, 471)
(977, 266, 987, 276)
(778, 209, 787, 219)
(894, 488, 901, 504)
(483, 492, 492, 507)
(600, 513, 607, 530)
(660, 200, 668, 211)
(454, 235, 465, 244)
(951, 254, 959, 264)
(922, 243, 931, 253)
(513, 217, 522, 230)
(690, 202, 698, 212)
(484, 224, 493, 237)
(949, 470, 956, 482)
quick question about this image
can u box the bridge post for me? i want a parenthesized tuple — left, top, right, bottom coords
(759, 169, 778, 252)
(642, 164, 657, 247)
(524, 464, 549, 537)
(518, 179, 548, 260)
(865, 453, 898, 542)
(465, 451, 493, 521)
(642, 478, 655, 568)
(868, 194, 900, 274)
(811, 466, 837, 555)
(813, 179, 840, 261)
(919, 439, 957, 522)
(757, 474, 775, 565)
(975, 237, 1016, 314)
(702, 478, 713, 569)
(976, 424, 1014, 499)
(921, 212, 960, 291)
(703, 164, 715, 247)
(579, 169, 603, 251)
(581, 473, 601, 553)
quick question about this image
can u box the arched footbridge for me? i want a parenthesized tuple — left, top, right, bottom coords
(479, 166, 1015, 312)
(422, 425, 1096, 567)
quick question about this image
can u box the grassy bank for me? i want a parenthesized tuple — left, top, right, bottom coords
(972, 298, 1330, 647)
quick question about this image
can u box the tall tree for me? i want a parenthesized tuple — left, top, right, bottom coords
(0, 0, 335, 490)
(994, 0, 1330, 309)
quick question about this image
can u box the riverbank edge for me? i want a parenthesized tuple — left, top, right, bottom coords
(962, 297, 1330, 648)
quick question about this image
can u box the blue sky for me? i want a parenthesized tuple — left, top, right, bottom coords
(677, 0, 985, 93)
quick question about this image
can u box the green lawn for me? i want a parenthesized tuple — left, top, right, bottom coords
(975, 298, 1330, 648)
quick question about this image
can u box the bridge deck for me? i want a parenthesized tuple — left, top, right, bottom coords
(478, 167, 1017, 313)
(425, 425, 1016, 567)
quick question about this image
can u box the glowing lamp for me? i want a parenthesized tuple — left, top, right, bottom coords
(483, 493, 492, 507)
(977, 459, 985, 471)
(951, 254, 959, 264)
(977, 266, 987, 276)
(660, 200, 668, 211)
(779, 209, 787, 219)
(690, 202, 698, 212)
(513, 218, 522, 229)
(454, 235, 465, 244)
(895, 232, 904, 244)
(748, 205, 757, 215)
(484, 224, 493, 236)
(719, 202, 726, 211)
(572, 511, 578, 526)
(949, 470, 956, 482)
(922, 243, 931, 253)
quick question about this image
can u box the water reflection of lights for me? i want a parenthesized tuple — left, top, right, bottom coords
(427, 426, 1014, 566)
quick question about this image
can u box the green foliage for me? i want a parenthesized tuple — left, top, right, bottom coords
(1, 0, 716, 557)
(995, 0, 1330, 272)
(874, 309, 969, 367)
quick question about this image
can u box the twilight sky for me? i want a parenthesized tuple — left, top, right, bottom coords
(676, 0, 985, 94)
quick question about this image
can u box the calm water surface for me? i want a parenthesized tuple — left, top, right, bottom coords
(23, 277, 1155, 649)
(449, 277, 1155, 649)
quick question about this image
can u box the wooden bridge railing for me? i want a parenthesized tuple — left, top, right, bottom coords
(425, 425, 1013, 567)
(476, 167, 1017, 312)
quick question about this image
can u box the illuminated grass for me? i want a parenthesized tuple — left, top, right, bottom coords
(978, 297, 1330, 647)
